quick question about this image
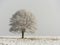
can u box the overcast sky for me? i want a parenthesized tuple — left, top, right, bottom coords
(0, 0, 60, 36)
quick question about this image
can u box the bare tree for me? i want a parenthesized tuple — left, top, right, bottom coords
(9, 10, 36, 38)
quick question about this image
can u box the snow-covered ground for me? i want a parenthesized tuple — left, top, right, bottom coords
(0, 36, 60, 45)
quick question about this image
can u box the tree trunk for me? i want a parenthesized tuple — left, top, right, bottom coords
(22, 31, 24, 38)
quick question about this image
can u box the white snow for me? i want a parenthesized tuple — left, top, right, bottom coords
(0, 36, 60, 45)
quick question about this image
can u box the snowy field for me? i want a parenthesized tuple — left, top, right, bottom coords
(0, 36, 60, 45)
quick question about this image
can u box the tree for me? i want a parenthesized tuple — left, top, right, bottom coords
(9, 10, 36, 38)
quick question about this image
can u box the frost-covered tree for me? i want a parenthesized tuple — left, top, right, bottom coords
(9, 10, 36, 38)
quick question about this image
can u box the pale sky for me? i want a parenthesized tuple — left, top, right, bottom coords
(0, 0, 60, 36)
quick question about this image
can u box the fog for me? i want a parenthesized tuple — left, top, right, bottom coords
(0, 0, 60, 36)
